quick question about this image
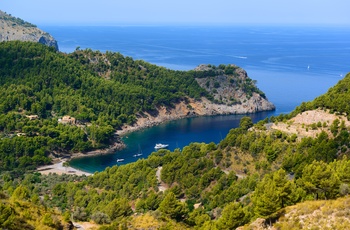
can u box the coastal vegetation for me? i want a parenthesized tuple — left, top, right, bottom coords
(2, 74, 350, 228)
(0, 41, 268, 174)
(0, 30, 350, 229)
(1, 112, 350, 228)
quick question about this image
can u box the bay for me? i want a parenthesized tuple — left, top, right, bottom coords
(69, 111, 274, 173)
(42, 25, 350, 172)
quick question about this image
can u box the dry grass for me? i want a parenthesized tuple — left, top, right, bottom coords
(275, 196, 350, 230)
(127, 213, 190, 230)
(227, 147, 267, 176)
(271, 109, 350, 139)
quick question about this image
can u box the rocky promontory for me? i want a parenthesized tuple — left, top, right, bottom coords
(118, 64, 275, 135)
(0, 10, 58, 50)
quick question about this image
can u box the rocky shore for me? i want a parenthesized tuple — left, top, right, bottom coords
(117, 65, 275, 135)
(117, 96, 275, 136)
(70, 141, 126, 159)
(39, 94, 274, 176)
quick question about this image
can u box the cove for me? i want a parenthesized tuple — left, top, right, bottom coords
(69, 111, 275, 173)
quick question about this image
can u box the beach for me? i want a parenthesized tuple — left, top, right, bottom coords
(36, 160, 92, 176)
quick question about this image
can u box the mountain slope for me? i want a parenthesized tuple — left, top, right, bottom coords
(0, 41, 274, 173)
(4, 12, 350, 230)
(0, 62, 349, 229)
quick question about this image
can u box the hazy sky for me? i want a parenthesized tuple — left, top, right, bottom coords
(1, 0, 350, 26)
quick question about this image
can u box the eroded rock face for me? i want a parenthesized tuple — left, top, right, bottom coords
(195, 64, 275, 111)
(0, 10, 58, 50)
(38, 36, 58, 50)
(118, 65, 275, 135)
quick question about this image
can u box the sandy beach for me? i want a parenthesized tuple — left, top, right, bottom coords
(36, 161, 92, 176)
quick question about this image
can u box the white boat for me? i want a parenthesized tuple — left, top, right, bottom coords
(133, 144, 143, 157)
(154, 143, 169, 149)
(116, 158, 124, 162)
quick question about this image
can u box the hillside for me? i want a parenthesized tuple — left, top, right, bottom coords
(0, 10, 58, 50)
(0, 69, 349, 229)
(0, 41, 273, 173)
(2, 13, 350, 230)
(240, 196, 350, 230)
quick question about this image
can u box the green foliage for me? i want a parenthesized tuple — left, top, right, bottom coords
(73, 207, 88, 221)
(41, 213, 55, 227)
(158, 192, 189, 221)
(298, 160, 340, 200)
(239, 116, 253, 131)
(2, 131, 350, 229)
(252, 169, 298, 217)
(216, 202, 248, 229)
(0, 197, 64, 229)
(104, 198, 132, 220)
(0, 41, 212, 172)
(1, 38, 350, 228)
(331, 156, 350, 184)
(290, 73, 350, 119)
(91, 211, 111, 224)
(11, 185, 30, 201)
(0, 202, 15, 228)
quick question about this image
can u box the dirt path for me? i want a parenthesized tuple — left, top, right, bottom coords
(156, 167, 168, 192)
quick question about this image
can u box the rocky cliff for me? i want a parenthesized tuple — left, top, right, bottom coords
(194, 64, 274, 110)
(119, 64, 275, 135)
(0, 10, 58, 50)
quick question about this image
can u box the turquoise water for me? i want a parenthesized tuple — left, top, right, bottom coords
(43, 25, 350, 172)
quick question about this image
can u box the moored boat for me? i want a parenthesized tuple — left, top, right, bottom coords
(154, 143, 169, 149)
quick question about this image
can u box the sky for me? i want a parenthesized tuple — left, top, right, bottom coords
(1, 0, 350, 26)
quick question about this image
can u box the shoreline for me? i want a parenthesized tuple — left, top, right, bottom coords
(116, 105, 275, 137)
(36, 142, 125, 176)
(70, 141, 126, 160)
(36, 160, 92, 176)
(41, 98, 274, 176)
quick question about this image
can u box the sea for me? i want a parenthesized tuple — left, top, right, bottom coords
(42, 25, 350, 172)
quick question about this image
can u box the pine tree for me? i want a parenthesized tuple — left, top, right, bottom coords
(252, 169, 296, 217)
(217, 202, 247, 229)
(158, 192, 188, 221)
(299, 160, 340, 199)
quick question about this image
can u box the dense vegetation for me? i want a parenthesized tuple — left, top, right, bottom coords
(294, 75, 350, 117)
(272, 73, 350, 123)
(1, 40, 350, 229)
(1, 117, 350, 229)
(0, 41, 266, 173)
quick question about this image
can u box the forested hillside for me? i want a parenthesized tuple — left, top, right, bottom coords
(0, 41, 269, 174)
(1, 114, 350, 229)
(1, 40, 350, 229)
(291, 73, 350, 119)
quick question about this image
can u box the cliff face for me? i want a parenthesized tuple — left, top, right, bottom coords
(119, 64, 275, 135)
(0, 10, 58, 50)
(119, 96, 275, 135)
(194, 64, 274, 110)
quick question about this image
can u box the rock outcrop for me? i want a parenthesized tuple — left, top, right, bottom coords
(118, 64, 275, 135)
(0, 10, 58, 50)
(195, 64, 274, 110)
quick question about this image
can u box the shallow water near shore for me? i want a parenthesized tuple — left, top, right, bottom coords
(45, 25, 350, 173)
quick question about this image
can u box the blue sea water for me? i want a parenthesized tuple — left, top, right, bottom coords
(42, 25, 350, 172)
